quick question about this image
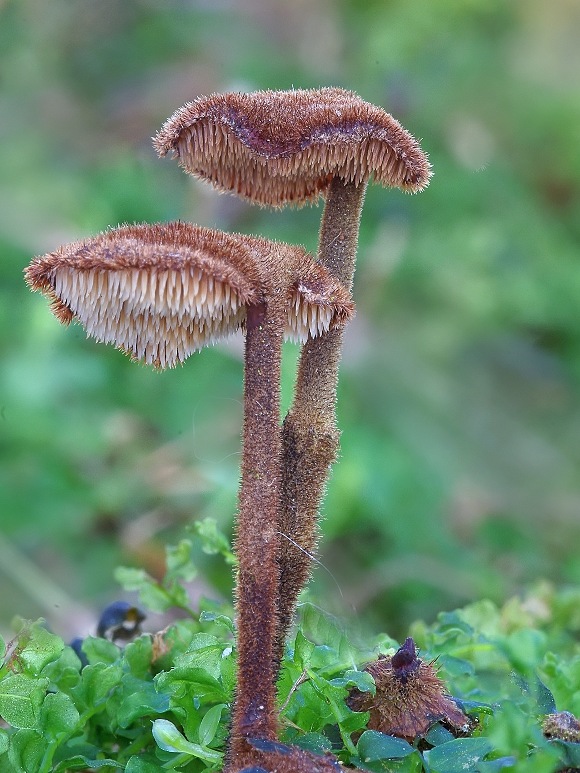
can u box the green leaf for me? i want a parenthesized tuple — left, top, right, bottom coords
(174, 636, 227, 681)
(550, 739, 580, 767)
(436, 654, 475, 679)
(123, 636, 154, 679)
(357, 730, 415, 761)
(194, 518, 235, 564)
(298, 604, 353, 663)
(114, 567, 174, 613)
(42, 648, 82, 691)
(293, 630, 315, 669)
(291, 732, 333, 754)
(152, 719, 223, 765)
(423, 737, 493, 773)
(114, 566, 152, 591)
(0, 674, 48, 729)
(115, 674, 170, 728)
(155, 666, 228, 704)
(423, 723, 455, 746)
(7, 729, 45, 773)
(19, 625, 65, 676)
(52, 756, 123, 771)
(166, 539, 197, 582)
(125, 756, 163, 773)
(40, 692, 80, 740)
(0, 728, 9, 754)
(331, 669, 375, 694)
(475, 758, 517, 772)
(198, 611, 235, 634)
(80, 636, 121, 666)
(71, 662, 123, 711)
(198, 703, 226, 747)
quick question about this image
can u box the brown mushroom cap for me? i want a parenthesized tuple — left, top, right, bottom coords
(347, 638, 470, 741)
(154, 87, 432, 206)
(25, 222, 353, 369)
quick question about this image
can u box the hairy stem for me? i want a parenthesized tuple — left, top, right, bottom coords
(276, 178, 366, 659)
(229, 299, 285, 763)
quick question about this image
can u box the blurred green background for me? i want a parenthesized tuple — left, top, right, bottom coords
(1, 0, 579, 642)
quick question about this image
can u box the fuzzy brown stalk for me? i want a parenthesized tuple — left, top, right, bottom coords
(230, 299, 285, 761)
(276, 178, 366, 658)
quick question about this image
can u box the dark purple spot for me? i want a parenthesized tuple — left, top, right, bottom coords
(239, 768, 270, 773)
(391, 637, 420, 682)
(247, 737, 292, 755)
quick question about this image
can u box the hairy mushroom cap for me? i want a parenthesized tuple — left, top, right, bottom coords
(25, 222, 353, 369)
(347, 638, 470, 742)
(154, 87, 432, 206)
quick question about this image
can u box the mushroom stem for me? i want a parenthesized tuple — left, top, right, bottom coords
(230, 298, 285, 760)
(277, 178, 366, 657)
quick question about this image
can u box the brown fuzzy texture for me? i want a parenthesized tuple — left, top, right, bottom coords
(230, 260, 348, 757)
(231, 299, 285, 749)
(543, 711, 580, 743)
(154, 87, 432, 206)
(347, 639, 470, 741)
(25, 222, 353, 368)
(276, 180, 365, 659)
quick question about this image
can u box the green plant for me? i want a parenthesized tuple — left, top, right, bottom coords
(2, 526, 580, 772)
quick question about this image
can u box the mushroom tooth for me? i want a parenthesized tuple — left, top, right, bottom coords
(53, 270, 65, 301)
(106, 271, 118, 301)
(138, 270, 149, 305)
(189, 267, 200, 297)
(157, 271, 168, 307)
(308, 305, 319, 337)
(165, 271, 176, 312)
(211, 279, 223, 315)
(197, 274, 208, 310)
(180, 269, 190, 309)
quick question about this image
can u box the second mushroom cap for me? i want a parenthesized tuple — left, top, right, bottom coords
(25, 222, 354, 369)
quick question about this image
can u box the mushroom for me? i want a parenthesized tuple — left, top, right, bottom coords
(154, 87, 432, 654)
(347, 638, 470, 741)
(25, 221, 353, 769)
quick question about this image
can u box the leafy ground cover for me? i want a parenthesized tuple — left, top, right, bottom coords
(1, 522, 580, 773)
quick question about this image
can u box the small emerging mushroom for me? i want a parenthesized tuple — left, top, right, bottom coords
(347, 638, 470, 742)
(25, 221, 353, 767)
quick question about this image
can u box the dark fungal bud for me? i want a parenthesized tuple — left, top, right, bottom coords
(348, 638, 470, 742)
(391, 636, 421, 682)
